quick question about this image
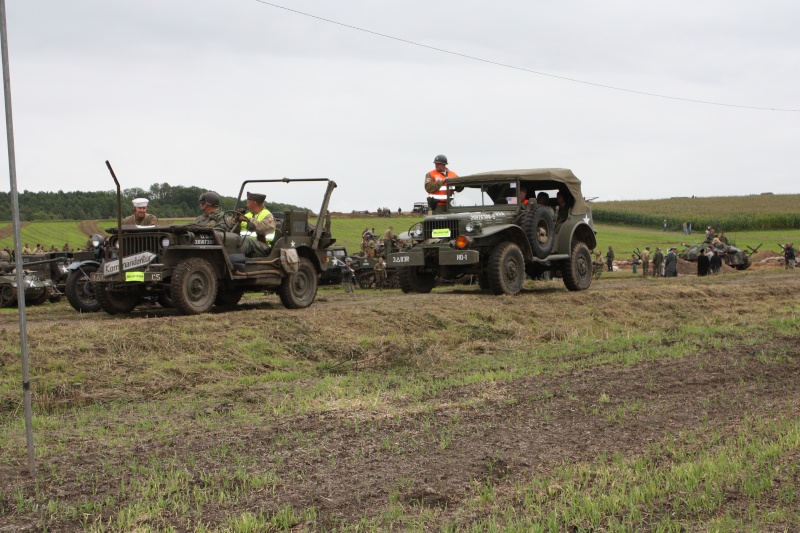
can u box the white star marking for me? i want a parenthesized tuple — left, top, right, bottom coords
(291, 240, 296, 247)
(583, 215, 591, 225)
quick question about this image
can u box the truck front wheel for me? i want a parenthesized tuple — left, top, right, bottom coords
(398, 266, 436, 294)
(488, 242, 525, 295)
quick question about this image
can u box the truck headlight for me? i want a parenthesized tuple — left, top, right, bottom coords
(465, 221, 481, 233)
(91, 234, 105, 248)
(412, 224, 423, 238)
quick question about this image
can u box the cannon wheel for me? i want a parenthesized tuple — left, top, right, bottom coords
(0, 285, 17, 308)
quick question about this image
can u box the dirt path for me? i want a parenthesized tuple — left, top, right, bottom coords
(77, 220, 102, 237)
(0, 220, 30, 240)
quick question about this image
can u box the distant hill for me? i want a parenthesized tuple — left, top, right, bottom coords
(592, 193, 800, 231)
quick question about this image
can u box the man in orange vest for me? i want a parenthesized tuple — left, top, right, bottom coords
(424, 154, 458, 213)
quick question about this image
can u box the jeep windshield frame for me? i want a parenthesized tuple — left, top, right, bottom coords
(233, 177, 337, 251)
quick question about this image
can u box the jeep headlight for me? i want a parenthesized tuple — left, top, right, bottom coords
(91, 234, 105, 248)
(161, 237, 171, 249)
(465, 221, 481, 233)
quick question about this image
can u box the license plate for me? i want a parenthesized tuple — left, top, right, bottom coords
(431, 228, 451, 238)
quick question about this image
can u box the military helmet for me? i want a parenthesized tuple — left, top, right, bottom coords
(433, 154, 448, 165)
(199, 191, 221, 207)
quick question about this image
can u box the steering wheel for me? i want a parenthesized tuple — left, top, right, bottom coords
(220, 211, 240, 232)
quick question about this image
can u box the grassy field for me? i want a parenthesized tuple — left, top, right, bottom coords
(1, 270, 799, 530)
(592, 194, 800, 232)
(4, 215, 795, 259)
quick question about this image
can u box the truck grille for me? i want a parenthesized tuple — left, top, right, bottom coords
(423, 220, 460, 240)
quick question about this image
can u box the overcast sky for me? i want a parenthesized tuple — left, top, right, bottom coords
(1, 0, 798, 212)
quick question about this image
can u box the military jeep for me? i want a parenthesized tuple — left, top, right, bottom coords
(90, 176, 337, 315)
(388, 169, 597, 295)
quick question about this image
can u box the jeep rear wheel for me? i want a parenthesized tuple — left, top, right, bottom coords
(278, 257, 317, 309)
(96, 285, 141, 315)
(171, 258, 218, 315)
(488, 242, 525, 295)
(398, 266, 436, 294)
(65, 264, 101, 313)
(563, 241, 593, 291)
(521, 205, 554, 259)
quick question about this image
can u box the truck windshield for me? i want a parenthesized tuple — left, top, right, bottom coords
(448, 182, 517, 208)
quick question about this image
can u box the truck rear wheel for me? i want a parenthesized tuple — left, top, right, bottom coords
(563, 241, 593, 291)
(278, 257, 318, 309)
(96, 285, 140, 315)
(398, 266, 436, 294)
(65, 264, 101, 313)
(488, 242, 525, 295)
(171, 258, 218, 315)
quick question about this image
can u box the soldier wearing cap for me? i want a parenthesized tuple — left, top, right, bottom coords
(123, 198, 158, 226)
(236, 192, 276, 255)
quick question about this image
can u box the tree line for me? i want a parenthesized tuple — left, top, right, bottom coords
(0, 183, 307, 221)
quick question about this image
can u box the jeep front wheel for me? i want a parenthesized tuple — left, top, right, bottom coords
(278, 257, 318, 309)
(488, 242, 525, 295)
(563, 241, 593, 291)
(171, 258, 218, 315)
(398, 266, 436, 294)
(96, 285, 140, 315)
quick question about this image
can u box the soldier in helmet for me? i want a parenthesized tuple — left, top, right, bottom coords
(194, 191, 226, 227)
(194, 191, 271, 257)
(424, 154, 458, 213)
(123, 198, 158, 226)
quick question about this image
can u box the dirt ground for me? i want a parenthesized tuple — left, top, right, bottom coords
(1, 272, 800, 530)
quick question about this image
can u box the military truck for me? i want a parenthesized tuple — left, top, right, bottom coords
(89, 166, 337, 315)
(388, 169, 597, 295)
(320, 245, 348, 285)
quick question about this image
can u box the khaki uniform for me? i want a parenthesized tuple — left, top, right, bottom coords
(374, 260, 387, 290)
(123, 213, 158, 226)
(640, 248, 650, 277)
